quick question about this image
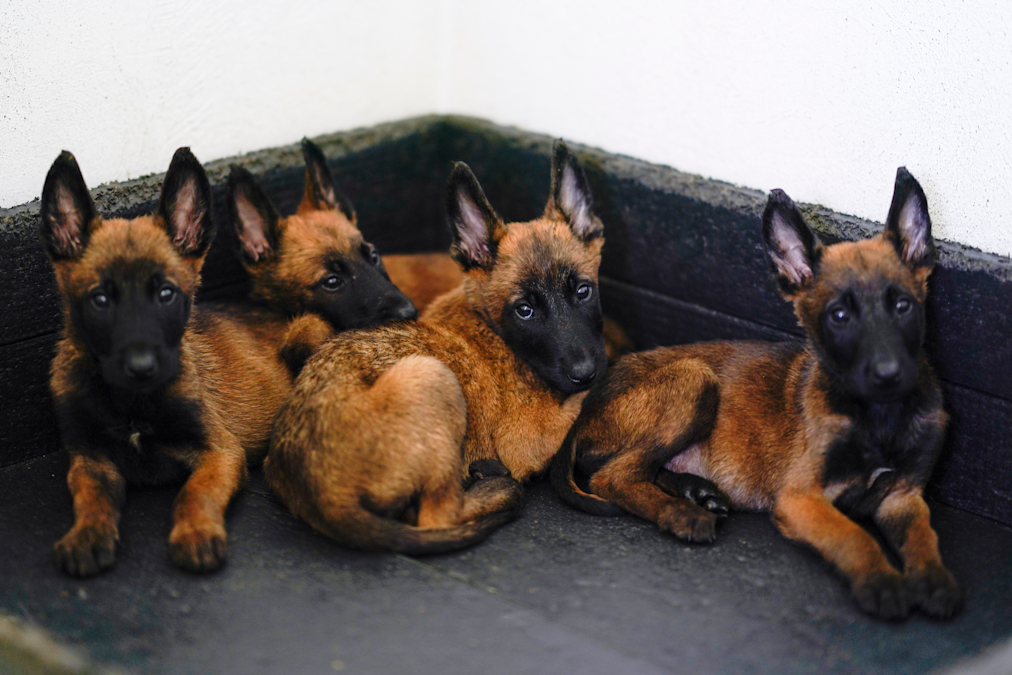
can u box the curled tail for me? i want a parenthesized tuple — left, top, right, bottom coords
(550, 424, 622, 516)
(314, 494, 523, 556)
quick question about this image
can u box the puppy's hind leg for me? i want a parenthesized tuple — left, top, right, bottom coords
(588, 359, 722, 542)
(377, 357, 523, 527)
(655, 469, 730, 517)
(361, 355, 472, 529)
(291, 355, 519, 552)
(594, 457, 719, 543)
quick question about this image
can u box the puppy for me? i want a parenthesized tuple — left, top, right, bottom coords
(42, 149, 293, 576)
(385, 251, 634, 363)
(227, 139, 417, 369)
(266, 141, 608, 553)
(553, 169, 961, 619)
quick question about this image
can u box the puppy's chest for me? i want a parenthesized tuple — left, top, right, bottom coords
(62, 391, 206, 484)
(822, 411, 935, 518)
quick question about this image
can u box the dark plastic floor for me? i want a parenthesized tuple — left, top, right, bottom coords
(2, 452, 1010, 675)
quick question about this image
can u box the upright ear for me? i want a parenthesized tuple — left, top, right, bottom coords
(548, 140, 603, 241)
(158, 148, 215, 258)
(39, 151, 97, 261)
(227, 167, 281, 264)
(762, 189, 822, 295)
(446, 162, 506, 271)
(300, 138, 356, 223)
(885, 167, 935, 268)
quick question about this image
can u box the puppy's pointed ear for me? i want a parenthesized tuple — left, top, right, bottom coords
(227, 166, 281, 264)
(762, 189, 821, 296)
(885, 167, 935, 269)
(158, 148, 214, 258)
(39, 151, 97, 261)
(446, 162, 506, 271)
(548, 140, 602, 241)
(300, 138, 356, 223)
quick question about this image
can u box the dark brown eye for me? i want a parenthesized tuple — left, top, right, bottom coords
(321, 275, 344, 292)
(158, 286, 176, 304)
(829, 306, 850, 324)
(515, 303, 534, 320)
(575, 283, 593, 301)
(895, 297, 912, 314)
(91, 292, 110, 310)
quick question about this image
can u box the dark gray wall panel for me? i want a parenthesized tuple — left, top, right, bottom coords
(0, 334, 60, 467)
(1, 115, 1010, 527)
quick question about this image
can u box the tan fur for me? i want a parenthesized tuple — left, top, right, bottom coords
(558, 225, 960, 619)
(267, 204, 603, 552)
(383, 252, 463, 313)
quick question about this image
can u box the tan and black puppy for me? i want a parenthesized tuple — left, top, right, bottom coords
(42, 149, 294, 577)
(266, 140, 608, 553)
(553, 169, 961, 620)
(384, 250, 634, 364)
(227, 139, 416, 358)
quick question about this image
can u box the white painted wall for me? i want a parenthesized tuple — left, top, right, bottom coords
(4, 1, 1011, 256)
(1, 0, 444, 207)
(442, 0, 1012, 257)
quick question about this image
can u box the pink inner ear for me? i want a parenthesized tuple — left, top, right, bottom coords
(171, 180, 204, 254)
(236, 196, 271, 262)
(457, 194, 491, 263)
(315, 171, 337, 209)
(53, 185, 84, 254)
(899, 200, 928, 262)
(771, 213, 811, 286)
(560, 164, 594, 237)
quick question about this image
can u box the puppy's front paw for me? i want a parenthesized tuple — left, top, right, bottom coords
(169, 519, 227, 573)
(54, 524, 118, 578)
(658, 502, 718, 543)
(908, 566, 963, 619)
(852, 571, 911, 619)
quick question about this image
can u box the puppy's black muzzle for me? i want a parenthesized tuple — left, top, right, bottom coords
(101, 341, 179, 393)
(565, 354, 599, 387)
(377, 291, 418, 322)
(124, 344, 159, 380)
(854, 340, 918, 403)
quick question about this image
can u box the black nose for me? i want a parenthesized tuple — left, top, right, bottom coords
(871, 357, 901, 387)
(566, 357, 598, 386)
(380, 293, 418, 321)
(124, 346, 158, 380)
(395, 300, 418, 321)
